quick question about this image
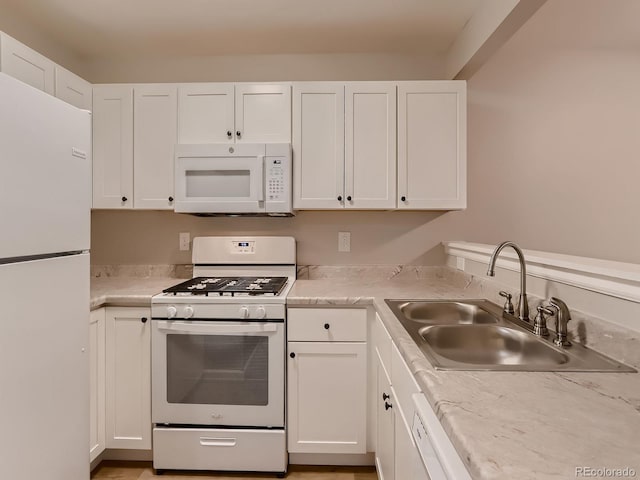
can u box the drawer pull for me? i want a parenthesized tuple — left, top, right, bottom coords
(385, 402, 393, 411)
(324, 323, 330, 330)
(199, 437, 237, 447)
(382, 392, 390, 401)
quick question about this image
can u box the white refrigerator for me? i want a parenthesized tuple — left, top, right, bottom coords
(0, 73, 91, 479)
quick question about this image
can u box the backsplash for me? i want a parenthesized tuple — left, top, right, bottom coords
(91, 264, 193, 279)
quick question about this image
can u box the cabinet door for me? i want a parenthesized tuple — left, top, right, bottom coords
(235, 84, 291, 143)
(292, 83, 345, 209)
(397, 81, 466, 210)
(55, 66, 92, 110)
(92, 85, 134, 209)
(89, 308, 106, 462)
(133, 85, 177, 209)
(178, 83, 234, 144)
(345, 83, 396, 209)
(287, 341, 367, 454)
(0, 32, 54, 94)
(105, 307, 151, 450)
(376, 354, 395, 480)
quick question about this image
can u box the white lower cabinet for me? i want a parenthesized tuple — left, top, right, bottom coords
(89, 308, 106, 462)
(287, 307, 368, 455)
(105, 307, 152, 450)
(375, 355, 395, 480)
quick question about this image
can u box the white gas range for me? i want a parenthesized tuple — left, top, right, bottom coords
(150, 236, 295, 476)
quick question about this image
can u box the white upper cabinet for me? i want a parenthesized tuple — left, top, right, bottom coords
(0, 32, 55, 94)
(345, 83, 397, 209)
(54, 66, 92, 110)
(293, 83, 345, 209)
(177, 83, 291, 144)
(92, 85, 134, 209)
(178, 83, 234, 143)
(134, 85, 177, 209)
(397, 81, 466, 210)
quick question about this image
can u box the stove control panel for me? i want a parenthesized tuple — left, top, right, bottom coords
(153, 303, 285, 320)
(231, 240, 255, 254)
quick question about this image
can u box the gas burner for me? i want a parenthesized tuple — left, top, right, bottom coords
(163, 276, 288, 297)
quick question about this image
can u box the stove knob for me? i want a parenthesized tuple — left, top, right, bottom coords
(167, 306, 177, 319)
(240, 306, 250, 319)
(256, 306, 266, 319)
(184, 306, 195, 319)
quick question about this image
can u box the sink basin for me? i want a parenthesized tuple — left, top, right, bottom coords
(420, 325, 569, 366)
(384, 299, 636, 372)
(398, 301, 497, 325)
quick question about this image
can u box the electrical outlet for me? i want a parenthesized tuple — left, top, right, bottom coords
(338, 232, 351, 252)
(179, 232, 190, 251)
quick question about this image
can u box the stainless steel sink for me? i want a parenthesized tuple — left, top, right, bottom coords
(385, 299, 636, 372)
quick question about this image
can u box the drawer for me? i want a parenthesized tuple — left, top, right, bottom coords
(391, 342, 422, 420)
(373, 312, 393, 375)
(287, 307, 367, 342)
(153, 427, 286, 472)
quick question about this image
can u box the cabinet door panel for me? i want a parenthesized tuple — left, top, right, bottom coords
(345, 83, 396, 209)
(92, 85, 134, 209)
(89, 308, 106, 462)
(105, 307, 151, 450)
(235, 84, 291, 143)
(287, 341, 367, 454)
(178, 83, 234, 143)
(293, 83, 345, 209)
(0, 33, 54, 94)
(398, 82, 466, 209)
(133, 85, 177, 209)
(55, 66, 92, 110)
(376, 354, 395, 480)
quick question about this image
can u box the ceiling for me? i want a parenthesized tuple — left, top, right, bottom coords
(0, 0, 482, 58)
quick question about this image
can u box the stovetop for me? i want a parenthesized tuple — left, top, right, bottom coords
(162, 276, 289, 297)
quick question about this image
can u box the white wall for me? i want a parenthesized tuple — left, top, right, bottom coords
(456, 0, 640, 264)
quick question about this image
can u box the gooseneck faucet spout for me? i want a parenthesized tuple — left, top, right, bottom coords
(486, 241, 530, 322)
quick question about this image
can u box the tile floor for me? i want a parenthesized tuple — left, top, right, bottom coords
(91, 462, 378, 480)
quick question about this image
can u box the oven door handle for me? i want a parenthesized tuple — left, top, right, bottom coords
(156, 321, 279, 335)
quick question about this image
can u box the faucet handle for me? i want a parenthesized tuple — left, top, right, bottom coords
(533, 305, 554, 337)
(499, 291, 515, 315)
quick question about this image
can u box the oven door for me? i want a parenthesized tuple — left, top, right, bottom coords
(151, 320, 284, 427)
(174, 154, 265, 213)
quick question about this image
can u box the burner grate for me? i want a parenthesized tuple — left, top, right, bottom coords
(162, 276, 288, 297)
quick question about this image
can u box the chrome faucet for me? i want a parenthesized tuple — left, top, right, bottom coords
(486, 241, 530, 322)
(548, 297, 572, 347)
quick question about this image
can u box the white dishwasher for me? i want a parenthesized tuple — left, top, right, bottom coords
(411, 394, 472, 480)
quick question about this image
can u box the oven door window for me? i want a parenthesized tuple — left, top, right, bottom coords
(166, 333, 269, 406)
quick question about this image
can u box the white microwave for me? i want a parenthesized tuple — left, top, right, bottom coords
(174, 143, 292, 215)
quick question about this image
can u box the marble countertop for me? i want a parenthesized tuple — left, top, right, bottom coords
(288, 276, 640, 480)
(91, 271, 640, 479)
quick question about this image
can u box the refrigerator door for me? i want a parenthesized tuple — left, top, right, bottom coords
(0, 72, 91, 259)
(0, 253, 89, 480)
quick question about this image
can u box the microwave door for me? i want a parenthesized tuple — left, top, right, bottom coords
(175, 156, 265, 213)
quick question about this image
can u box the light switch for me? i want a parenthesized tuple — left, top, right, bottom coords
(179, 232, 190, 251)
(338, 232, 351, 252)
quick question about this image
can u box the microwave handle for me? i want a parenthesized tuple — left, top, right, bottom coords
(156, 321, 278, 335)
(257, 155, 265, 202)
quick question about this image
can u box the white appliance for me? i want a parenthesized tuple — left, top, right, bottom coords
(174, 143, 292, 215)
(0, 73, 91, 479)
(151, 236, 295, 475)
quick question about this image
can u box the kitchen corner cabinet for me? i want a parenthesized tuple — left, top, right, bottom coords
(287, 307, 368, 454)
(178, 83, 291, 144)
(105, 307, 151, 450)
(292, 82, 396, 210)
(134, 85, 177, 209)
(54, 66, 92, 111)
(92, 85, 134, 209)
(397, 81, 466, 210)
(89, 308, 106, 462)
(0, 32, 55, 94)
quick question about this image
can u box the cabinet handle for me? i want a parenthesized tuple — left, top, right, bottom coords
(141, 317, 148, 323)
(227, 131, 232, 138)
(337, 195, 342, 201)
(121, 196, 127, 202)
(401, 196, 407, 202)
(382, 393, 390, 401)
(324, 323, 330, 330)
(168, 196, 174, 202)
(236, 131, 242, 138)
(290, 352, 296, 358)
(347, 195, 352, 201)
(384, 402, 393, 411)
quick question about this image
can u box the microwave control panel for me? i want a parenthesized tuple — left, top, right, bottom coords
(265, 155, 291, 212)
